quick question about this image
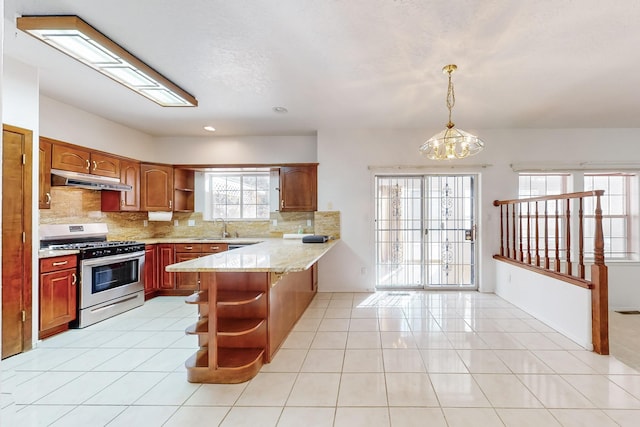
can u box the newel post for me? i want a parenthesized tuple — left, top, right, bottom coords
(591, 193, 609, 355)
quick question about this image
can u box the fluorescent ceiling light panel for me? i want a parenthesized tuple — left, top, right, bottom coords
(17, 15, 197, 107)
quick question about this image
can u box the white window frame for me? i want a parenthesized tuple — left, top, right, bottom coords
(202, 170, 271, 221)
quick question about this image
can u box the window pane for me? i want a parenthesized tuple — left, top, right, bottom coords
(206, 171, 271, 220)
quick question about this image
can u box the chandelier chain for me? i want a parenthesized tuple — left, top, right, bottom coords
(446, 70, 455, 128)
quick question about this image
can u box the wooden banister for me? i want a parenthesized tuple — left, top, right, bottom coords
(493, 189, 608, 355)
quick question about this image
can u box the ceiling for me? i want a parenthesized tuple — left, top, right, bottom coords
(4, 0, 640, 137)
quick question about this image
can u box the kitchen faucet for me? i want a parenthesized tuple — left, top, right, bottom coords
(216, 218, 230, 238)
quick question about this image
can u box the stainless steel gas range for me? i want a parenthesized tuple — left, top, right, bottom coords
(40, 223, 145, 328)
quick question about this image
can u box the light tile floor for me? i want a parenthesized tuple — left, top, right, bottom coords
(2, 292, 640, 426)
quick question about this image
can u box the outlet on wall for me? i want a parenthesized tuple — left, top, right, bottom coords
(307, 219, 312, 227)
(272, 219, 278, 226)
(188, 219, 195, 227)
(143, 220, 148, 227)
(174, 219, 179, 227)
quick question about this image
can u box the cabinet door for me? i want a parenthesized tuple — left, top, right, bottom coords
(52, 143, 91, 173)
(141, 163, 174, 211)
(40, 269, 77, 331)
(280, 166, 317, 212)
(90, 152, 120, 179)
(175, 253, 201, 290)
(39, 138, 52, 209)
(120, 160, 141, 211)
(144, 245, 157, 298)
(157, 244, 175, 289)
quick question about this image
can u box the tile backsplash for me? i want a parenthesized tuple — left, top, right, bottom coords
(40, 187, 340, 241)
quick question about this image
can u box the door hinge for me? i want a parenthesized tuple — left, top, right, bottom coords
(21, 310, 26, 322)
(22, 153, 26, 165)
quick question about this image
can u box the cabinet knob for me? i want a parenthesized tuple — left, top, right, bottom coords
(281, 200, 285, 209)
(85, 159, 90, 170)
(169, 200, 172, 209)
(185, 246, 193, 250)
(52, 260, 69, 266)
(71, 273, 77, 286)
(45, 192, 51, 205)
(93, 160, 97, 171)
(211, 246, 219, 250)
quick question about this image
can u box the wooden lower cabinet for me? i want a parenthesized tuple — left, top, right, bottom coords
(39, 255, 78, 339)
(175, 243, 228, 292)
(184, 264, 317, 383)
(157, 244, 176, 292)
(144, 245, 158, 300)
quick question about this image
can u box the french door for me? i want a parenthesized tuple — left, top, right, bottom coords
(374, 174, 478, 289)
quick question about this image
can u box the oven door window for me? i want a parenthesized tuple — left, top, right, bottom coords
(91, 259, 139, 294)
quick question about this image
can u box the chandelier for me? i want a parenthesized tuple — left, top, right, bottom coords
(419, 64, 484, 160)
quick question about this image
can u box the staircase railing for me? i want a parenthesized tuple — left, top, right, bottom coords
(493, 190, 608, 354)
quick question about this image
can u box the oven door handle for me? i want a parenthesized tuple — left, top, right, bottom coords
(80, 251, 145, 267)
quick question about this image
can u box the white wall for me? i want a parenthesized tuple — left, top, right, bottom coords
(495, 260, 592, 349)
(152, 135, 317, 165)
(40, 96, 155, 160)
(316, 128, 640, 301)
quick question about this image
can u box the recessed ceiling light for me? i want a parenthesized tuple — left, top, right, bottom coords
(203, 126, 216, 132)
(272, 106, 288, 113)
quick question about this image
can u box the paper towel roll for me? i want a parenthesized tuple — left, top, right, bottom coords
(148, 211, 173, 221)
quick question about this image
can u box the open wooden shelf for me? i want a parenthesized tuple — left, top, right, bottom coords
(218, 318, 264, 336)
(218, 291, 264, 306)
(185, 318, 208, 335)
(185, 291, 208, 304)
(218, 347, 264, 369)
(185, 347, 265, 384)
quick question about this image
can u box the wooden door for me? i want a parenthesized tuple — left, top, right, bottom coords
(141, 163, 173, 211)
(38, 138, 52, 209)
(2, 125, 33, 359)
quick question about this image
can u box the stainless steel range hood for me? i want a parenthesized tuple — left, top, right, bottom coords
(51, 169, 132, 191)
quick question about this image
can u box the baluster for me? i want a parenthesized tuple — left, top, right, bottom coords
(512, 203, 517, 260)
(594, 194, 605, 266)
(578, 197, 585, 279)
(566, 198, 572, 275)
(526, 202, 532, 264)
(555, 201, 560, 272)
(544, 200, 550, 269)
(505, 204, 511, 259)
(535, 201, 540, 266)
(499, 204, 504, 256)
(518, 203, 524, 261)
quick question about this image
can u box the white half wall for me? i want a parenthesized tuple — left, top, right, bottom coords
(495, 260, 592, 349)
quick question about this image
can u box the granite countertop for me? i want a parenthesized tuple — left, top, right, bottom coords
(165, 238, 338, 273)
(38, 249, 80, 259)
(137, 237, 269, 245)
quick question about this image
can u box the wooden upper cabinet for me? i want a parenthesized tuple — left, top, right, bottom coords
(39, 138, 52, 209)
(52, 143, 90, 173)
(51, 142, 120, 178)
(90, 152, 120, 179)
(141, 163, 174, 211)
(101, 159, 141, 212)
(279, 165, 317, 212)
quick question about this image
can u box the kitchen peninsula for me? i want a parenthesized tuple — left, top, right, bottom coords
(165, 238, 338, 383)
